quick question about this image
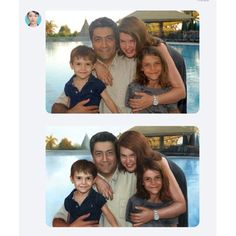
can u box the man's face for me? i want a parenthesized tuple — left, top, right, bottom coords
(92, 141, 117, 179)
(92, 27, 116, 64)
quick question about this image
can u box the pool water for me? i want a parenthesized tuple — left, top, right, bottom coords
(46, 151, 199, 227)
(45, 42, 199, 113)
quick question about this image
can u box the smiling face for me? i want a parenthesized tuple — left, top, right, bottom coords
(92, 141, 117, 180)
(120, 146, 137, 173)
(143, 169, 163, 199)
(71, 171, 94, 194)
(70, 57, 94, 80)
(141, 55, 163, 83)
(119, 32, 137, 58)
(91, 27, 116, 65)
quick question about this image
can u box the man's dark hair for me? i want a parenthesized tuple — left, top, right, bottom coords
(89, 17, 119, 45)
(90, 131, 118, 157)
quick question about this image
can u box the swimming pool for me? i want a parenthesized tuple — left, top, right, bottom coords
(45, 42, 199, 113)
(46, 151, 199, 227)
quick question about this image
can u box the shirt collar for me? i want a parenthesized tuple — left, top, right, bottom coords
(98, 168, 119, 183)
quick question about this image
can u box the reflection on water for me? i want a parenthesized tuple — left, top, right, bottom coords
(46, 42, 199, 113)
(46, 151, 199, 227)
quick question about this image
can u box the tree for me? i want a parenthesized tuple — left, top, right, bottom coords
(57, 138, 74, 150)
(46, 20, 57, 36)
(46, 135, 58, 150)
(58, 25, 71, 36)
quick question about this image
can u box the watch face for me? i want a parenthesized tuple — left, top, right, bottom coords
(154, 210, 159, 220)
(153, 96, 158, 106)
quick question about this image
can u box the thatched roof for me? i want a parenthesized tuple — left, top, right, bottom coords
(129, 126, 199, 136)
(122, 11, 193, 23)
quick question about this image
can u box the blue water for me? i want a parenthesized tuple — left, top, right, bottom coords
(170, 43, 200, 113)
(46, 42, 199, 113)
(46, 151, 199, 227)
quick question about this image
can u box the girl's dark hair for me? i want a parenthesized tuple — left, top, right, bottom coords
(27, 11, 39, 17)
(135, 158, 171, 201)
(118, 130, 162, 172)
(135, 46, 171, 87)
(70, 159, 97, 178)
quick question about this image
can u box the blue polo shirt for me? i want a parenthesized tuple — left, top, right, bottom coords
(64, 188, 107, 224)
(64, 74, 106, 108)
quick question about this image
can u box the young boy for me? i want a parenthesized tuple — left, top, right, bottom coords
(64, 45, 119, 113)
(64, 159, 119, 226)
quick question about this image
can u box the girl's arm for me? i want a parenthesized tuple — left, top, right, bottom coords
(101, 89, 120, 113)
(101, 204, 120, 227)
(94, 61, 113, 86)
(94, 175, 114, 200)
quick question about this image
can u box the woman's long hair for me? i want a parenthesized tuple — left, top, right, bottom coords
(118, 130, 162, 172)
(118, 16, 162, 56)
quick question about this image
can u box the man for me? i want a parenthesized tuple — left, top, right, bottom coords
(51, 17, 186, 113)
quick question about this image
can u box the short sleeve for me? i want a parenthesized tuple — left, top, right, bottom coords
(125, 82, 141, 107)
(94, 78, 106, 95)
(125, 198, 133, 223)
(53, 204, 69, 222)
(55, 92, 70, 107)
(95, 192, 107, 209)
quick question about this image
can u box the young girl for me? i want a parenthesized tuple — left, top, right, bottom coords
(126, 158, 178, 227)
(125, 46, 180, 113)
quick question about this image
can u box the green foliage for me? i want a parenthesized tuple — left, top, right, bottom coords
(57, 138, 75, 150)
(58, 25, 71, 36)
(46, 20, 57, 36)
(46, 135, 58, 150)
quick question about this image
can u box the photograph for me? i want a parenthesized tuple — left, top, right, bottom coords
(46, 10, 199, 114)
(46, 126, 199, 227)
(25, 10, 41, 27)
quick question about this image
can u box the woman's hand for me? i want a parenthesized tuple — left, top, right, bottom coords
(95, 175, 114, 200)
(94, 61, 113, 86)
(129, 92, 153, 112)
(130, 206, 154, 227)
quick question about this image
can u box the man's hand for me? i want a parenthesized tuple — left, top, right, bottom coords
(52, 99, 99, 113)
(130, 206, 154, 227)
(95, 175, 114, 200)
(129, 92, 153, 112)
(94, 61, 113, 86)
(69, 213, 99, 227)
(67, 99, 99, 113)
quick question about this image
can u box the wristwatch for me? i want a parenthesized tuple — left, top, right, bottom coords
(153, 209, 160, 221)
(152, 95, 159, 106)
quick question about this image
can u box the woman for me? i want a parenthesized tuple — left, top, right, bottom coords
(118, 130, 188, 227)
(118, 16, 186, 113)
(27, 11, 40, 27)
